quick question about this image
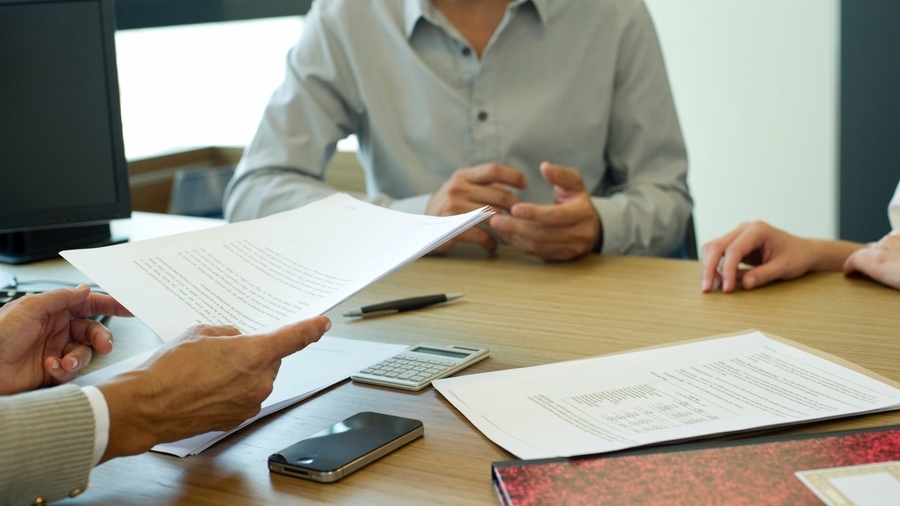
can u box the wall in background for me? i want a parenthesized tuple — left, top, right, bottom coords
(644, 0, 839, 246)
(115, 17, 305, 160)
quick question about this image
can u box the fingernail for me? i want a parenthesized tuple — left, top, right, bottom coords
(50, 359, 60, 370)
(325, 320, 332, 332)
(70, 357, 79, 370)
(745, 276, 757, 290)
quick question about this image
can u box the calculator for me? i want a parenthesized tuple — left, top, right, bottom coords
(351, 343, 489, 391)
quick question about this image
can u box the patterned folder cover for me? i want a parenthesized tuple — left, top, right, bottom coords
(492, 425, 900, 505)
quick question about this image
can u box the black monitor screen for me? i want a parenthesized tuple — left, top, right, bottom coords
(0, 0, 130, 263)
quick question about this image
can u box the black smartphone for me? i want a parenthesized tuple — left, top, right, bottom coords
(268, 411, 424, 483)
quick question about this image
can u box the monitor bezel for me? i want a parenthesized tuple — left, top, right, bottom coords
(0, 0, 131, 234)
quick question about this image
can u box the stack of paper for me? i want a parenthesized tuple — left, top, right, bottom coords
(62, 193, 492, 341)
(434, 331, 900, 460)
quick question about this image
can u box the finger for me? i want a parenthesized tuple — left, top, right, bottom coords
(260, 316, 331, 359)
(467, 164, 528, 189)
(60, 342, 93, 373)
(462, 183, 522, 212)
(508, 201, 585, 226)
(700, 227, 745, 292)
(843, 247, 877, 278)
(540, 162, 586, 193)
(79, 292, 134, 319)
(26, 284, 131, 320)
(16, 284, 93, 317)
(490, 215, 576, 260)
(489, 214, 519, 244)
(842, 249, 863, 277)
(455, 226, 498, 254)
(45, 356, 73, 385)
(718, 227, 768, 293)
(43, 344, 92, 385)
(69, 319, 115, 355)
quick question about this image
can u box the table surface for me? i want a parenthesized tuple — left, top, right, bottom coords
(6, 219, 898, 505)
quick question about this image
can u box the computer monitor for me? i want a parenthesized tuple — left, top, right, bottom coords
(0, 0, 131, 264)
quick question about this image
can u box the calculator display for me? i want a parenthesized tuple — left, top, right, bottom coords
(410, 346, 469, 359)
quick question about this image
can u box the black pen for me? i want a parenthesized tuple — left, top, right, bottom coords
(343, 293, 464, 317)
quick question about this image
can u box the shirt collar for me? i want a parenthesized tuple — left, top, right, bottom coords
(403, 0, 552, 39)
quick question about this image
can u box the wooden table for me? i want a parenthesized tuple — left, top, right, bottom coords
(46, 244, 897, 504)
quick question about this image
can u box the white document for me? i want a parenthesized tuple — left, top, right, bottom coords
(433, 331, 900, 460)
(62, 193, 491, 342)
(797, 462, 900, 506)
(75, 336, 408, 457)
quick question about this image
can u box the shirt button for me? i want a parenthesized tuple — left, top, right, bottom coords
(461, 46, 472, 57)
(69, 488, 85, 497)
(477, 111, 488, 122)
(31, 498, 46, 505)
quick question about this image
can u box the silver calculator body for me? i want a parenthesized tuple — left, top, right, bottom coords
(351, 343, 489, 391)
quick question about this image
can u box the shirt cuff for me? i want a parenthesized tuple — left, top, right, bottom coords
(81, 385, 110, 466)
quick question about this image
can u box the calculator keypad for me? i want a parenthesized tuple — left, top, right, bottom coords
(358, 354, 455, 385)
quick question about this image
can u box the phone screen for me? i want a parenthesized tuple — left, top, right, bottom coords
(268, 411, 424, 482)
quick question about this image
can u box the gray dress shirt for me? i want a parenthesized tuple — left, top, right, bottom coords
(226, 0, 691, 255)
(0, 385, 94, 505)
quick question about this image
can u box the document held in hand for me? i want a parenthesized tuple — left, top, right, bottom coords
(433, 330, 900, 460)
(62, 193, 493, 341)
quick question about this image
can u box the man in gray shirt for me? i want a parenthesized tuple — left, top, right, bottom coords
(226, 0, 691, 261)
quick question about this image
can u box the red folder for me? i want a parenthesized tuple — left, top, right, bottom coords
(492, 425, 900, 505)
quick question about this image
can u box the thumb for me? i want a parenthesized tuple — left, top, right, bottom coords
(741, 262, 783, 290)
(263, 316, 331, 359)
(540, 162, 586, 192)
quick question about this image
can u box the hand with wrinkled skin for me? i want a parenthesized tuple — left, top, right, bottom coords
(97, 316, 331, 462)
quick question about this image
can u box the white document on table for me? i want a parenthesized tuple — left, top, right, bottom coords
(433, 331, 900, 460)
(61, 193, 491, 342)
(75, 335, 407, 457)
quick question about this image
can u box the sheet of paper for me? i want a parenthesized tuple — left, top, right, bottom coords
(433, 331, 900, 460)
(75, 335, 407, 457)
(797, 462, 900, 506)
(62, 193, 491, 341)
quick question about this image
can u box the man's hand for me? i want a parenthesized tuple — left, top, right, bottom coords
(489, 162, 601, 262)
(0, 284, 132, 395)
(844, 233, 900, 290)
(426, 163, 527, 255)
(97, 316, 331, 462)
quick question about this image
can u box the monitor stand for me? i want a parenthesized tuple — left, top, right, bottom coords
(0, 223, 127, 264)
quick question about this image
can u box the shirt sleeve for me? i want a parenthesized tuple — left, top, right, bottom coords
(592, 1, 693, 256)
(225, 1, 363, 222)
(889, 180, 900, 234)
(0, 384, 96, 505)
(81, 385, 110, 467)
